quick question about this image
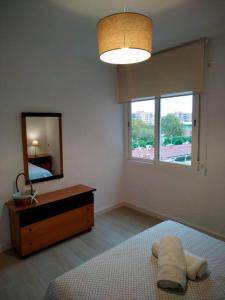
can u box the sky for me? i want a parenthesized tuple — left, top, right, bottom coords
(132, 95, 193, 116)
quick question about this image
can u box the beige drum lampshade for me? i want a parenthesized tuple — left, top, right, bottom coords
(96, 12, 153, 64)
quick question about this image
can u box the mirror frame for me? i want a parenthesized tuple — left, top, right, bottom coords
(21, 112, 64, 184)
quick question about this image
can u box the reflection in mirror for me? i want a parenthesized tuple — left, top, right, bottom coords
(22, 113, 63, 183)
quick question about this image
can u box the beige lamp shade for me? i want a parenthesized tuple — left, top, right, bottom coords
(32, 139, 39, 146)
(97, 12, 153, 65)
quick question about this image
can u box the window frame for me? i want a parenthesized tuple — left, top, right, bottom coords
(127, 92, 200, 169)
(127, 97, 156, 164)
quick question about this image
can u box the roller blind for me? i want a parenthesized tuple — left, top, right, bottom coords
(117, 39, 205, 103)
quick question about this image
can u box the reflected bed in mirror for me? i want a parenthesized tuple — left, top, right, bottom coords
(21, 113, 63, 183)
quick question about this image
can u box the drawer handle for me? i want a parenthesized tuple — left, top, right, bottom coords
(29, 242, 33, 246)
(28, 228, 32, 232)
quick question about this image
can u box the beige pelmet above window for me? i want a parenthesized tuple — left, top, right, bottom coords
(117, 39, 205, 103)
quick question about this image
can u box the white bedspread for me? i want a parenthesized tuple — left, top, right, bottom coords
(45, 220, 225, 300)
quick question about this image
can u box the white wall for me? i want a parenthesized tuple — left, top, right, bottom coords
(0, 1, 124, 251)
(125, 33, 225, 239)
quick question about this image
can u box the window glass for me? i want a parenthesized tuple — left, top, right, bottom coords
(159, 95, 193, 165)
(131, 100, 155, 160)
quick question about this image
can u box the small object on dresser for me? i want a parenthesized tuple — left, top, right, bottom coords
(13, 172, 38, 206)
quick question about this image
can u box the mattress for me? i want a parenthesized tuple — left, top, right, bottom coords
(45, 220, 225, 300)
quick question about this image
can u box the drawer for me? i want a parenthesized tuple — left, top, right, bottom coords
(19, 192, 94, 227)
(20, 204, 94, 256)
(29, 156, 51, 164)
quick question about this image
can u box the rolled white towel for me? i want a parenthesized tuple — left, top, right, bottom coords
(152, 241, 208, 280)
(157, 236, 187, 291)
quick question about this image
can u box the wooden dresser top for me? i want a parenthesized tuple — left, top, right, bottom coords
(6, 184, 96, 213)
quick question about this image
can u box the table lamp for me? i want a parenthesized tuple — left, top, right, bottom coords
(32, 139, 39, 156)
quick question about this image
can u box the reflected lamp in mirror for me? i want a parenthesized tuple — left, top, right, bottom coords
(31, 139, 39, 157)
(21, 112, 64, 184)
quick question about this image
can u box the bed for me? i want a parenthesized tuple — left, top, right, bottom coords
(45, 220, 225, 300)
(28, 162, 52, 180)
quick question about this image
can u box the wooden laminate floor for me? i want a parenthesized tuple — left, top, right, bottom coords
(0, 207, 160, 300)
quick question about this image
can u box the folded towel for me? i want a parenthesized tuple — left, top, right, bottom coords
(152, 241, 208, 280)
(157, 236, 187, 291)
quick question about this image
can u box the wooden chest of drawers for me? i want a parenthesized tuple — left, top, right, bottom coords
(6, 185, 96, 256)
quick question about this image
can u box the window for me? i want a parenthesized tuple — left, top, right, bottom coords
(129, 94, 199, 166)
(159, 95, 193, 165)
(131, 99, 155, 160)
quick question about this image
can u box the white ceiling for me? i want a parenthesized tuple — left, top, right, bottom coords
(50, 0, 225, 53)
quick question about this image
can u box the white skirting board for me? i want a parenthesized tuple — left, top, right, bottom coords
(94, 202, 124, 216)
(123, 202, 225, 242)
(0, 243, 12, 253)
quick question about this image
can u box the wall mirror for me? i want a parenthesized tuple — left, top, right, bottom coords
(21, 112, 63, 183)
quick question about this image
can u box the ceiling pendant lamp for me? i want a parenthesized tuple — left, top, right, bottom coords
(96, 12, 153, 65)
